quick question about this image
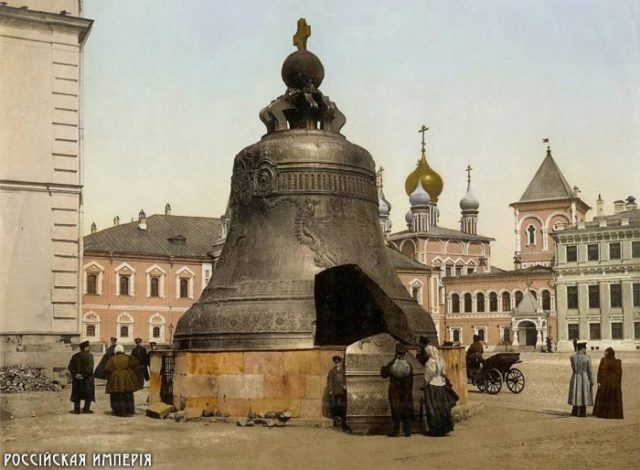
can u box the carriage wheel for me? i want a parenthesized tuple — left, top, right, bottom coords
(476, 378, 486, 393)
(505, 368, 525, 394)
(482, 368, 502, 395)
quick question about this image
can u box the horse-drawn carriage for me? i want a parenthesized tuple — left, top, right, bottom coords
(467, 352, 525, 395)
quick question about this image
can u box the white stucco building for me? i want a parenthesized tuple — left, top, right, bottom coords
(0, 1, 92, 371)
(554, 196, 640, 351)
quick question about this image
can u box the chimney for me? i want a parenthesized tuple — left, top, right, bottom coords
(138, 209, 147, 230)
(165, 203, 172, 216)
(596, 194, 604, 218)
(90, 222, 97, 234)
(613, 200, 626, 214)
(113, 216, 120, 226)
(625, 195, 637, 211)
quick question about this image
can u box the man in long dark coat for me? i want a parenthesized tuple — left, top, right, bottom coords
(380, 343, 414, 437)
(68, 340, 95, 414)
(131, 337, 149, 384)
(94, 337, 117, 380)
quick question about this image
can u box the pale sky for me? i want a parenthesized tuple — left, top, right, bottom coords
(82, 0, 640, 269)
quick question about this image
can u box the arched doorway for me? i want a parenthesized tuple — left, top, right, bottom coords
(518, 320, 537, 346)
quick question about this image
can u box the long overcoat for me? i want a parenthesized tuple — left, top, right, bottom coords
(68, 350, 95, 402)
(94, 344, 116, 380)
(593, 356, 623, 419)
(105, 353, 142, 394)
(380, 358, 414, 419)
(568, 350, 593, 406)
(131, 345, 150, 381)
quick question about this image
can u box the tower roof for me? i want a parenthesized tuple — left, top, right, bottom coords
(518, 147, 576, 202)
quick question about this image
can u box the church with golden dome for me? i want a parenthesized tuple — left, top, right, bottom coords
(382, 127, 495, 341)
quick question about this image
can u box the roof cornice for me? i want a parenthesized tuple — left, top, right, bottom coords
(0, 5, 93, 43)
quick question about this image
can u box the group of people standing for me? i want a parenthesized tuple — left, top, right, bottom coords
(568, 342, 623, 419)
(380, 338, 456, 437)
(67, 337, 153, 417)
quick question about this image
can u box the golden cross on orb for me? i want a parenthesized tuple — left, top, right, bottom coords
(293, 18, 311, 51)
(466, 164, 473, 184)
(418, 125, 429, 155)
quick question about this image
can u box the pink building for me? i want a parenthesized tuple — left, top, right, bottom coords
(82, 206, 222, 346)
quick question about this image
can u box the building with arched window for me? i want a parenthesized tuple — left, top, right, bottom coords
(83, 207, 222, 345)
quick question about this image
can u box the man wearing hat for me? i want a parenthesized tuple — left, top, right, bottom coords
(568, 342, 593, 417)
(416, 336, 430, 366)
(380, 343, 414, 437)
(327, 355, 350, 431)
(131, 337, 150, 385)
(67, 341, 95, 414)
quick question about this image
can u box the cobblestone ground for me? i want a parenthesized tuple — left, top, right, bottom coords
(1, 352, 638, 469)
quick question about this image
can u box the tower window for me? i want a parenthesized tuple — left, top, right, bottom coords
(526, 225, 536, 246)
(566, 245, 577, 262)
(567, 286, 578, 309)
(542, 290, 551, 310)
(587, 244, 599, 261)
(609, 242, 621, 260)
(489, 292, 498, 312)
(464, 293, 472, 313)
(502, 292, 511, 312)
(477, 293, 485, 312)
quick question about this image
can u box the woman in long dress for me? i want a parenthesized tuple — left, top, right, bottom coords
(422, 345, 454, 436)
(593, 347, 623, 419)
(105, 344, 142, 417)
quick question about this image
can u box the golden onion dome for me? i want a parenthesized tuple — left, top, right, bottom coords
(404, 153, 443, 202)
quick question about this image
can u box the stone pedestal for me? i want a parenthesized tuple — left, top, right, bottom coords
(149, 348, 343, 418)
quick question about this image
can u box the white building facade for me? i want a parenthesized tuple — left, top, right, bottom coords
(554, 197, 640, 351)
(0, 2, 92, 371)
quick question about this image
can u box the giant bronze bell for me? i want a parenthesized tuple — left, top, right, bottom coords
(174, 19, 437, 351)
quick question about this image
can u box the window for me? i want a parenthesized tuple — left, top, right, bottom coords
(610, 284, 622, 308)
(489, 292, 498, 312)
(588, 285, 600, 309)
(401, 241, 416, 260)
(411, 285, 420, 300)
(87, 275, 97, 295)
(515, 291, 523, 307)
(145, 265, 166, 298)
(148, 314, 166, 343)
(611, 323, 623, 340)
(150, 277, 160, 297)
(477, 328, 485, 341)
(452, 329, 460, 342)
(119, 275, 130, 296)
(587, 244, 599, 261)
(455, 265, 463, 277)
(609, 242, 621, 260)
(568, 324, 580, 340)
(117, 313, 134, 342)
(542, 290, 551, 310)
(501, 292, 511, 312)
(634, 283, 640, 307)
(589, 323, 601, 340)
(477, 293, 485, 312)
(527, 225, 536, 245)
(82, 312, 100, 340)
(567, 286, 578, 309)
(566, 245, 577, 262)
(451, 294, 460, 313)
(467, 267, 475, 275)
(464, 293, 472, 313)
(635, 321, 640, 339)
(445, 265, 453, 277)
(633, 241, 640, 258)
(180, 278, 189, 298)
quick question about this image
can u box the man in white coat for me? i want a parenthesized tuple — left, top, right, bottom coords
(568, 342, 593, 417)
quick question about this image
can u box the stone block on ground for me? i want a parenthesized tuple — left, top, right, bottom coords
(145, 402, 174, 419)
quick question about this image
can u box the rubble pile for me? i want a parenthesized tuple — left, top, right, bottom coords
(0, 365, 63, 393)
(237, 410, 292, 428)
